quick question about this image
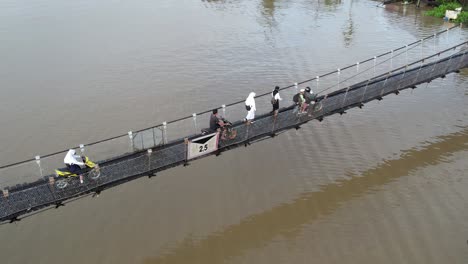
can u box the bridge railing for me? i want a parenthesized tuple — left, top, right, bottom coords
(0, 24, 466, 189)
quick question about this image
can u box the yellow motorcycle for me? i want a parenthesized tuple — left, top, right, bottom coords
(54, 156, 100, 189)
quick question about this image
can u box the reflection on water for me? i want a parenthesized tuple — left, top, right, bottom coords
(342, 1, 355, 47)
(323, 0, 342, 10)
(259, 0, 278, 29)
(143, 128, 468, 264)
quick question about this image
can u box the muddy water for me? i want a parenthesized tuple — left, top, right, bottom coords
(0, 0, 467, 263)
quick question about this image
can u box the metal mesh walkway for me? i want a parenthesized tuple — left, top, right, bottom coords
(0, 37, 467, 223)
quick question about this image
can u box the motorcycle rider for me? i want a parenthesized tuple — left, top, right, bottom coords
(64, 149, 85, 174)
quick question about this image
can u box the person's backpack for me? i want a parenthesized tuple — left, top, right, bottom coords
(245, 104, 251, 111)
(270, 96, 277, 105)
(292, 93, 300, 104)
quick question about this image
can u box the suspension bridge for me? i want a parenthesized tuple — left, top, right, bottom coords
(0, 26, 467, 224)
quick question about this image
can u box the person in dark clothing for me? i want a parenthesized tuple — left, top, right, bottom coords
(208, 109, 237, 139)
(304, 86, 320, 116)
(304, 86, 317, 104)
(209, 109, 223, 132)
(271, 86, 282, 118)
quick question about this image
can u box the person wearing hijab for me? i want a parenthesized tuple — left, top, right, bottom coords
(271, 86, 282, 117)
(245, 92, 256, 125)
(304, 86, 316, 104)
(64, 149, 85, 174)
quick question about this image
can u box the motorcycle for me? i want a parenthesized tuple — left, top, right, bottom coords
(54, 156, 100, 189)
(219, 118, 237, 140)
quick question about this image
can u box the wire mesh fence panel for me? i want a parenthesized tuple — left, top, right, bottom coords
(0, 161, 44, 190)
(336, 66, 359, 93)
(224, 102, 248, 125)
(132, 126, 164, 151)
(148, 143, 187, 170)
(165, 118, 195, 143)
(245, 116, 274, 140)
(194, 111, 216, 135)
(255, 93, 276, 117)
(85, 134, 133, 162)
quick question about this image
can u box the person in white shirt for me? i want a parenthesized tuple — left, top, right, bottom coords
(245, 92, 256, 125)
(271, 86, 282, 117)
(64, 149, 85, 174)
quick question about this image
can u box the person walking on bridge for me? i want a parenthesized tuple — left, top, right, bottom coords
(244, 92, 256, 125)
(298, 89, 307, 114)
(271, 86, 282, 118)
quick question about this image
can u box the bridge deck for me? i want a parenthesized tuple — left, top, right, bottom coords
(0, 49, 466, 223)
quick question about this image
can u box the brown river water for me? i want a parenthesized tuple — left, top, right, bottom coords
(0, 0, 467, 263)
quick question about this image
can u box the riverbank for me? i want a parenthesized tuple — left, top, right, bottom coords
(385, 0, 468, 23)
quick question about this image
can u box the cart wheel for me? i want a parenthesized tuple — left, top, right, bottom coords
(313, 102, 323, 112)
(55, 179, 68, 189)
(89, 169, 101, 180)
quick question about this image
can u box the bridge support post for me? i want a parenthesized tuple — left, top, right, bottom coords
(373, 56, 377, 77)
(147, 149, 152, 172)
(316, 76, 319, 91)
(360, 79, 370, 106)
(337, 69, 341, 90)
(405, 45, 408, 64)
(390, 50, 393, 70)
(378, 72, 390, 99)
(420, 39, 424, 60)
(35, 156, 43, 177)
(162, 122, 168, 145)
(152, 127, 157, 147)
(394, 65, 408, 95)
(183, 138, 190, 166)
(140, 132, 144, 150)
(222, 104, 226, 119)
(341, 85, 351, 112)
(192, 113, 198, 134)
(128, 131, 134, 151)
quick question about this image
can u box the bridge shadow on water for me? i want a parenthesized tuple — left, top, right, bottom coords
(142, 127, 468, 264)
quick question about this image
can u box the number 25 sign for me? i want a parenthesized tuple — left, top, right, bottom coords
(187, 132, 219, 160)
